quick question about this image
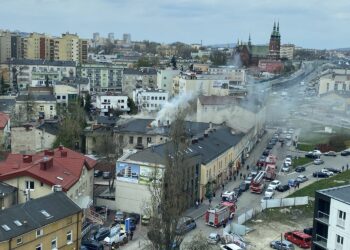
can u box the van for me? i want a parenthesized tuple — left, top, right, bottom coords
(284, 230, 312, 248)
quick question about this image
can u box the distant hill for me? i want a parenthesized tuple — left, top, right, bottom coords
(207, 43, 236, 48)
(335, 48, 350, 51)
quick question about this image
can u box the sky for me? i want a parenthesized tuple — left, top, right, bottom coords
(0, 0, 349, 49)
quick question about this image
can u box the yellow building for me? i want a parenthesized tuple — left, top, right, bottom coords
(0, 192, 82, 250)
(22, 33, 51, 60)
(54, 33, 80, 62)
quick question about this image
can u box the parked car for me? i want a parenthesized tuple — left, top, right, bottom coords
(296, 175, 308, 183)
(288, 128, 294, 134)
(239, 182, 250, 192)
(270, 240, 295, 250)
(233, 187, 242, 197)
(284, 158, 292, 166)
(114, 211, 126, 223)
(276, 184, 290, 192)
(94, 170, 103, 177)
(208, 232, 221, 244)
(176, 217, 196, 235)
(92, 227, 110, 241)
(323, 151, 336, 157)
(305, 150, 322, 159)
(268, 180, 281, 190)
(285, 134, 292, 140)
(340, 150, 350, 156)
(303, 227, 313, 235)
(103, 227, 128, 246)
(267, 143, 274, 150)
(244, 176, 253, 184)
(102, 171, 111, 179)
(264, 188, 274, 198)
(281, 164, 290, 172)
(324, 167, 341, 173)
(321, 169, 334, 176)
(81, 240, 103, 250)
(263, 149, 270, 156)
(141, 215, 150, 226)
(313, 158, 324, 165)
(295, 166, 305, 172)
(313, 171, 329, 178)
(288, 179, 299, 187)
(257, 156, 266, 167)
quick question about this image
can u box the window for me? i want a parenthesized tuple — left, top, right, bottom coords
(51, 237, 57, 249)
(62, 96, 66, 100)
(50, 105, 53, 110)
(36, 228, 43, 237)
(67, 230, 73, 244)
(129, 136, 134, 144)
(36, 244, 42, 250)
(57, 95, 61, 99)
(40, 106, 44, 111)
(336, 234, 344, 246)
(25, 180, 34, 190)
(338, 210, 346, 227)
(16, 237, 22, 245)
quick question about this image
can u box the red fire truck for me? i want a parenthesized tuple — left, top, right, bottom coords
(205, 202, 236, 227)
(250, 171, 266, 194)
(265, 154, 277, 181)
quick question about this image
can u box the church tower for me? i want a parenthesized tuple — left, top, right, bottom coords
(269, 22, 281, 60)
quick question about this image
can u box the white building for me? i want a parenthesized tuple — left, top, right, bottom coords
(280, 44, 295, 60)
(157, 68, 180, 96)
(318, 71, 350, 95)
(95, 93, 129, 115)
(54, 84, 79, 106)
(132, 88, 169, 113)
(208, 67, 247, 86)
(313, 185, 350, 250)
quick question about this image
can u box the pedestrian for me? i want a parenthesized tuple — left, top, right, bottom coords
(297, 182, 300, 188)
(240, 173, 242, 179)
(130, 231, 134, 240)
(195, 200, 199, 208)
(209, 198, 212, 205)
(342, 166, 345, 172)
(222, 184, 225, 190)
(243, 174, 246, 180)
(247, 165, 250, 171)
(201, 197, 203, 204)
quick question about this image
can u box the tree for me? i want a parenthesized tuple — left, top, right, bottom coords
(210, 51, 227, 66)
(182, 233, 221, 250)
(127, 97, 138, 114)
(171, 56, 177, 69)
(84, 93, 92, 112)
(146, 111, 191, 250)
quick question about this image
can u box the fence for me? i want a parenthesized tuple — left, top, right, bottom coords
(237, 196, 309, 225)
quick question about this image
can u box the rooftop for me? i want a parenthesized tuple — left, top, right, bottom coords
(37, 120, 60, 135)
(123, 68, 157, 75)
(0, 181, 17, 196)
(318, 185, 350, 205)
(0, 147, 96, 191)
(7, 58, 76, 67)
(0, 192, 81, 241)
(16, 94, 57, 102)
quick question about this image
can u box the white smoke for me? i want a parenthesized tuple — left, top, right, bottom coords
(151, 92, 196, 127)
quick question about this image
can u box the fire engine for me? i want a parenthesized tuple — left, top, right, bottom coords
(250, 170, 266, 194)
(205, 202, 236, 227)
(265, 154, 277, 181)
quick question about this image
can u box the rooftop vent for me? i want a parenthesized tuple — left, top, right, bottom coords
(14, 220, 22, 226)
(40, 156, 53, 170)
(40, 210, 52, 219)
(44, 150, 54, 156)
(1, 224, 11, 231)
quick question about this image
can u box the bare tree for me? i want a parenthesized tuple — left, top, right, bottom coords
(182, 233, 221, 250)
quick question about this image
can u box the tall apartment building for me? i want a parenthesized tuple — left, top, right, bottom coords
(312, 185, 350, 250)
(22, 33, 51, 60)
(0, 31, 22, 63)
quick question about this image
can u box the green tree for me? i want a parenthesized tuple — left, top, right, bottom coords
(127, 97, 138, 114)
(137, 57, 152, 68)
(84, 93, 92, 112)
(182, 233, 221, 250)
(210, 51, 227, 66)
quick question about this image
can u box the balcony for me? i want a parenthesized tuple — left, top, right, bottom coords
(313, 234, 327, 249)
(315, 210, 329, 224)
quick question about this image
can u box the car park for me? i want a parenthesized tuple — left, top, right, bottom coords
(313, 158, 324, 165)
(270, 240, 295, 250)
(295, 166, 305, 172)
(276, 184, 290, 192)
(324, 167, 341, 173)
(268, 180, 281, 190)
(323, 151, 336, 157)
(208, 232, 221, 244)
(313, 171, 329, 178)
(296, 175, 308, 183)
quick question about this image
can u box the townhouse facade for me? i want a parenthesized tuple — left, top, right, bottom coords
(132, 88, 169, 113)
(95, 93, 129, 115)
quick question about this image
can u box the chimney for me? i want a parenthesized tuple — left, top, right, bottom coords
(58, 145, 64, 150)
(40, 156, 53, 170)
(44, 150, 54, 156)
(22, 155, 32, 163)
(209, 122, 213, 130)
(61, 151, 68, 157)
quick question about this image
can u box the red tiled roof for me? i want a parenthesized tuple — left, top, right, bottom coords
(0, 147, 96, 192)
(0, 112, 9, 129)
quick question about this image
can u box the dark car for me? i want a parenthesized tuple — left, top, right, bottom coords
(94, 170, 102, 177)
(257, 156, 266, 167)
(324, 167, 341, 173)
(94, 206, 110, 216)
(114, 211, 126, 223)
(81, 240, 103, 250)
(92, 227, 110, 241)
(313, 172, 329, 178)
(276, 184, 290, 192)
(303, 227, 313, 235)
(305, 152, 318, 159)
(176, 217, 196, 235)
(233, 187, 242, 197)
(263, 149, 270, 156)
(295, 166, 305, 172)
(340, 150, 350, 156)
(239, 182, 250, 192)
(267, 143, 274, 150)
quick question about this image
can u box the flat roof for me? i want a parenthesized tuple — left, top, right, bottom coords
(318, 184, 350, 205)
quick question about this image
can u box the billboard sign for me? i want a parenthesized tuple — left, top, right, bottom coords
(116, 162, 140, 183)
(139, 166, 163, 185)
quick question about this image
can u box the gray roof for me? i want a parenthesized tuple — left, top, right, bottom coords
(6, 59, 76, 67)
(114, 119, 210, 137)
(97, 116, 118, 126)
(0, 182, 17, 196)
(127, 126, 244, 165)
(16, 94, 56, 102)
(0, 192, 81, 241)
(318, 185, 350, 205)
(37, 120, 59, 135)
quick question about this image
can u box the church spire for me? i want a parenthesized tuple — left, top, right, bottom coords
(277, 21, 280, 36)
(248, 33, 251, 47)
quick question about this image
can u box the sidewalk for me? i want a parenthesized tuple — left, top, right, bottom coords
(185, 131, 271, 220)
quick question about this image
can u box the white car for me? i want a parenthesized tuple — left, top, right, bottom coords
(285, 134, 292, 140)
(264, 188, 274, 198)
(313, 158, 324, 165)
(321, 169, 334, 176)
(288, 129, 294, 134)
(312, 150, 322, 156)
(268, 180, 281, 190)
(284, 158, 292, 166)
